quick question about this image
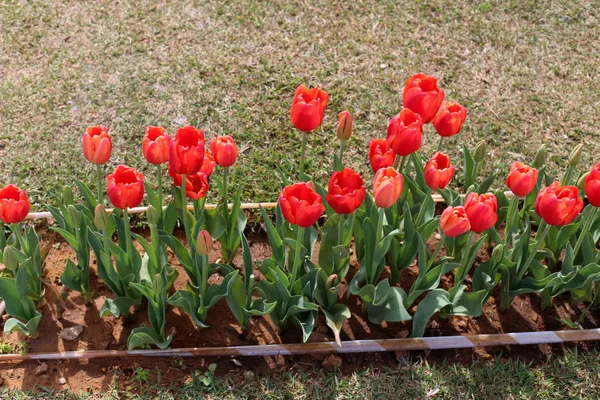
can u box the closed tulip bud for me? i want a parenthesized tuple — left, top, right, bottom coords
(424, 152, 455, 190)
(196, 230, 213, 256)
(491, 244, 504, 263)
(578, 172, 590, 191)
(373, 167, 404, 209)
(506, 162, 539, 197)
(210, 135, 239, 168)
(325, 168, 366, 215)
(336, 111, 353, 141)
(386, 108, 423, 157)
(290, 85, 329, 132)
(142, 126, 171, 165)
(439, 206, 471, 238)
(403, 73, 445, 123)
(67, 205, 81, 227)
(464, 192, 498, 233)
(279, 182, 325, 228)
(569, 143, 584, 167)
(62, 186, 74, 206)
(533, 144, 547, 168)
(585, 163, 600, 207)
(146, 205, 159, 225)
(535, 182, 583, 226)
(107, 165, 145, 210)
(326, 274, 339, 290)
(82, 126, 112, 165)
(94, 204, 110, 230)
(368, 138, 395, 173)
(3, 246, 21, 271)
(0, 185, 30, 224)
(472, 140, 487, 163)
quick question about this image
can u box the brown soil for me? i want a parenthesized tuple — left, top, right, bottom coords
(0, 225, 598, 393)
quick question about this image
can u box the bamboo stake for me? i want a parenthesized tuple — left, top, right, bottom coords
(0, 328, 596, 362)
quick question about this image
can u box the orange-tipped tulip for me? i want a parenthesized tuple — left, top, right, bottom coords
(373, 167, 403, 209)
(432, 101, 467, 137)
(403, 73, 445, 123)
(82, 126, 112, 165)
(168, 126, 205, 176)
(290, 85, 329, 132)
(336, 111, 353, 141)
(142, 126, 171, 165)
(535, 182, 583, 226)
(387, 108, 423, 157)
(424, 152, 455, 190)
(440, 206, 471, 237)
(279, 182, 325, 228)
(506, 162, 539, 197)
(0, 185, 30, 224)
(209, 135, 239, 168)
(368, 138, 395, 173)
(464, 192, 498, 233)
(107, 165, 145, 209)
(325, 168, 366, 215)
(585, 162, 600, 207)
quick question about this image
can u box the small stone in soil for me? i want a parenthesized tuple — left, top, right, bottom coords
(35, 363, 49, 375)
(58, 377, 67, 385)
(322, 355, 343, 369)
(59, 325, 84, 341)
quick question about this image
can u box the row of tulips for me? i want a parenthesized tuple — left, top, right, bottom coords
(0, 73, 598, 347)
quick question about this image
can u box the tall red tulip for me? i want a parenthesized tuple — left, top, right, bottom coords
(279, 182, 325, 228)
(506, 162, 539, 197)
(290, 85, 329, 132)
(168, 126, 205, 176)
(209, 135, 239, 167)
(586, 162, 600, 207)
(107, 165, 145, 209)
(424, 152, 455, 190)
(439, 206, 471, 237)
(142, 126, 171, 165)
(464, 192, 498, 233)
(403, 73, 445, 123)
(387, 108, 423, 156)
(535, 182, 583, 226)
(369, 139, 395, 172)
(431, 101, 467, 137)
(169, 167, 210, 200)
(325, 168, 366, 215)
(0, 185, 30, 224)
(82, 126, 112, 165)
(200, 152, 216, 178)
(373, 167, 403, 208)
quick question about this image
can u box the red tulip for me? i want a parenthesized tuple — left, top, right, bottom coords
(506, 162, 539, 197)
(424, 152, 455, 190)
(464, 192, 498, 233)
(403, 73, 445, 123)
(142, 126, 171, 165)
(585, 162, 600, 207)
(336, 111, 353, 141)
(373, 167, 403, 208)
(535, 182, 583, 226)
(279, 182, 325, 228)
(168, 126, 205, 176)
(82, 126, 112, 165)
(107, 165, 145, 209)
(209, 135, 239, 168)
(440, 206, 471, 238)
(290, 85, 329, 132)
(200, 152, 216, 178)
(387, 108, 423, 156)
(325, 168, 366, 215)
(369, 139, 395, 173)
(0, 185, 30, 224)
(168, 166, 210, 200)
(432, 102, 467, 137)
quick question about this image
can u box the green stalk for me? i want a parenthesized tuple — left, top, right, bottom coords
(96, 164, 103, 205)
(200, 254, 209, 305)
(289, 226, 305, 288)
(572, 207, 598, 256)
(181, 174, 191, 244)
(504, 195, 520, 244)
(337, 214, 344, 246)
(398, 156, 408, 174)
(156, 164, 163, 219)
(414, 188, 432, 228)
(517, 221, 551, 281)
(436, 136, 444, 152)
(393, 155, 401, 169)
(369, 208, 385, 285)
(338, 140, 345, 167)
(299, 131, 307, 180)
(222, 167, 229, 222)
(561, 165, 573, 186)
(427, 235, 445, 269)
(123, 208, 133, 261)
(455, 232, 475, 285)
(12, 223, 26, 253)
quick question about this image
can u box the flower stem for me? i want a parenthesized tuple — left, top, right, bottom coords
(123, 207, 132, 261)
(299, 131, 307, 180)
(518, 221, 551, 281)
(427, 235, 445, 270)
(572, 207, 598, 256)
(415, 188, 432, 228)
(369, 208, 385, 285)
(398, 156, 408, 174)
(223, 167, 229, 222)
(12, 223, 26, 253)
(504, 195, 520, 244)
(290, 226, 305, 288)
(338, 140, 345, 168)
(181, 174, 191, 244)
(156, 164, 163, 220)
(436, 136, 444, 152)
(393, 155, 401, 169)
(96, 164, 103, 205)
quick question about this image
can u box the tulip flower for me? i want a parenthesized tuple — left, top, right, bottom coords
(387, 108, 423, 157)
(585, 162, 600, 207)
(82, 126, 112, 165)
(373, 167, 403, 208)
(289, 85, 329, 133)
(107, 164, 145, 209)
(210, 135, 239, 168)
(200, 152, 216, 178)
(196, 230, 214, 256)
(368, 138, 395, 172)
(506, 162, 539, 197)
(279, 182, 325, 228)
(464, 192, 498, 233)
(424, 152, 455, 190)
(326, 168, 366, 215)
(535, 182, 583, 226)
(168, 126, 205, 176)
(168, 167, 210, 200)
(142, 126, 171, 165)
(0, 185, 30, 224)
(432, 101, 467, 137)
(439, 206, 471, 238)
(336, 111, 353, 141)
(403, 73, 445, 123)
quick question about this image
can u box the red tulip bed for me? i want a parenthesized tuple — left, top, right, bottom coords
(0, 73, 599, 389)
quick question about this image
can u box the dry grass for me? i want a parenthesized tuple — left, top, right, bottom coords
(0, 0, 599, 205)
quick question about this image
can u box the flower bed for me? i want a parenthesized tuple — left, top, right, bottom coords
(0, 73, 599, 389)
